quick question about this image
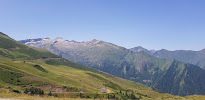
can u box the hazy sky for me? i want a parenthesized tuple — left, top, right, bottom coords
(0, 0, 205, 50)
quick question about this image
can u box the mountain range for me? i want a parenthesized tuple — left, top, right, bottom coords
(1, 32, 160, 99)
(130, 46, 205, 70)
(20, 37, 205, 96)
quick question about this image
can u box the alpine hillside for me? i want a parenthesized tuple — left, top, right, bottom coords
(0, 32, 161, 100)
(21, 37, 205, 96)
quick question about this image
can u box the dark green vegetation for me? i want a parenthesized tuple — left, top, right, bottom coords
(77, 90, 140, 99)
(33, 65, 48, 73)
(24, 87, 44, 95)
(23, 37, 205, 96)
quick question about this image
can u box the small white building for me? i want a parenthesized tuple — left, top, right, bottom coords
(101, 87, 106, 93)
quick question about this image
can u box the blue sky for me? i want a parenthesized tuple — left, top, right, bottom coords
(0, 0, 205, 50)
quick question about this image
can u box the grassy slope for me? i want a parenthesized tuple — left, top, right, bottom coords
(0, 58, 181, 100)
(0, 33, 59, 60)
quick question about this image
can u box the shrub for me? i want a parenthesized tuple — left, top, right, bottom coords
(12, 90, 21, 94)
(24, 87, 44, 95)
(48, 91, 52, 96)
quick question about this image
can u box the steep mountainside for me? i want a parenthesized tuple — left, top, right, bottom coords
(0, 32, 159, 99)
(131, 47, 205, 70)
(22, 37, 205, 96)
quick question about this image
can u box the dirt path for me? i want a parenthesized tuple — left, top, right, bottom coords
(107, 89, 111, 93)
(21, 57, 61, 62)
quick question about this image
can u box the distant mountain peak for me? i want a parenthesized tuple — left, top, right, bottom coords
(130, 46, 148, 53)
(88, 39, 105, 45)
(130, 46, 156, 55)
(91, 39, 98, 41)
(54, 37, 64, 41)
(200, 48, 205, 52)
(19, 38, 44, 44)
(135, 46, 144, 48)
(45, 37, 50, 39)
(90, 39, 101, 42)
(160, 49, 168, 51)
(132, 46, 147, 52)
